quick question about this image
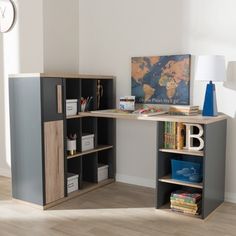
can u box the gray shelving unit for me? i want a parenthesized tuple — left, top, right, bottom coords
(156, 119, 227, 219)
(9, 73, 116, 209)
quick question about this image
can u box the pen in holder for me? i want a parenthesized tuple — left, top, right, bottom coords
(80, 96, 93, 112)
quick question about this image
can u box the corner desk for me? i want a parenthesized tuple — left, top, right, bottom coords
(9, 73, 227, 219)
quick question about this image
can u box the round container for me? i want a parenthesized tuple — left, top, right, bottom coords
(67, 139, 77, 155)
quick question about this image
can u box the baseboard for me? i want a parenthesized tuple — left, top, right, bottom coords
(116, 174, 155, 188)
(225, 192, 236, 204)
(0, 168, 11, 178)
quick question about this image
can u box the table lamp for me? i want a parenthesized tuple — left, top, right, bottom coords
(195, 55, 226, 116)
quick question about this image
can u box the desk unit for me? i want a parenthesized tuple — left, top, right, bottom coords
(79, 111, 227, 219)
(9, 73, 227, 219)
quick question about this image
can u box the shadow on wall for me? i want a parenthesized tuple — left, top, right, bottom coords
(224, 61, 236, 91)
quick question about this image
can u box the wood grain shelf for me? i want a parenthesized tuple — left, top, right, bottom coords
(68, 179, 114, 198)
(78, 111, 227, 124)
(66, 114, 85, 119)
(158, 175, 203, 189)
(159, 148, 204, 157)
(67, 145, 114, 159)
(159, 203, 202, 219)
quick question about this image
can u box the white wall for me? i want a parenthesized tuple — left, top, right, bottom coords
(0, 34, 8, 176)
(43, 0, 79, 73)
(0, 0, 79, 177)
(0, 0, 44, 177)
(78, 0, 236, 202)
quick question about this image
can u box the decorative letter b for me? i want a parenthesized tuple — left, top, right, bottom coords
(184, 123, 204, 151)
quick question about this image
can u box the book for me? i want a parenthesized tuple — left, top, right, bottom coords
(170, 201, 201, 210)
(176, 122, 185, 149)
(169, 105, 200, 116)
(170, 204, 199, 213)
(171, 207, 200, 215)
(171, 191, 202, 203)
(164, 122, 186, 149)
(169, 105, 199, 111)
(170, 197, 201, 205)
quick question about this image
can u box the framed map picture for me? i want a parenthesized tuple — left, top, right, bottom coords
(131, 54, 191, 105)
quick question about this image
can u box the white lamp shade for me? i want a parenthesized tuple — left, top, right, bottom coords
(195, 55, 226, 82)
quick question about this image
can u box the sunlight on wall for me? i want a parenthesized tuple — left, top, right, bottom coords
(3, 1, 20, 168)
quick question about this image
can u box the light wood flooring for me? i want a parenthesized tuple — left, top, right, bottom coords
(0, 176, 236, 236)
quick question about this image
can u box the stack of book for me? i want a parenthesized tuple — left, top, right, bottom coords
(164, 122, 185, 149)
(170, 191, 202, 215)
(169, 105, 199, 116)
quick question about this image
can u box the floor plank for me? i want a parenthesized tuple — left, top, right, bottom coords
(0, 176, 236, 236)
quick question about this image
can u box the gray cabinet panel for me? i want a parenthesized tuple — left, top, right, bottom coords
(9, 77, 44, 205)
(203, 120, 226, 218)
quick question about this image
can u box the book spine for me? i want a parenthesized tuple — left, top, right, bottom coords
(171, 207, 200, 215)
(176, 122, 185, 150)
(170, 197, 200, 206)
(169, 111, 198, 116)
(170, 206, 198, 214)
(173, 122, 176, 149)
(166, 122, 170, 149)
(164, 121, 167, 148)
(171, 194, 201, 203)
(170, 202, 199, 210)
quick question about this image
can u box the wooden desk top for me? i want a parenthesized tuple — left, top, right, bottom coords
(79, 110, 227, 124)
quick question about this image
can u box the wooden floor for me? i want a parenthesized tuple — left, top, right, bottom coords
(1, 176, 236, 236)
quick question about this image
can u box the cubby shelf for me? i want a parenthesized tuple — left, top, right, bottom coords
(159, 148, 204, 157)
(159, 203, 202, 219)
(67, 145, 114, 159)
(158, 175, 203, 189)
(68, 178, 115, 198)
(44, 178, 115, 209)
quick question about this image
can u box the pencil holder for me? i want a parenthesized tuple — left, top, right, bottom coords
(67, 139, 77, 155)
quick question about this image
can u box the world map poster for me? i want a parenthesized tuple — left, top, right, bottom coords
(131, 54, 191, 105)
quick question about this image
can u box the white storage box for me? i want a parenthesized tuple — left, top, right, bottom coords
(98, 164, 108, 182)
(82, 134, 94, 151)
(66, 99, 78, 116)
(67, 173, 79, 193)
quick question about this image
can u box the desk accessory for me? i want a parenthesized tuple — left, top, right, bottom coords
(119, 96, 135, 111)
(80, 96, 93, 112)
(96, 80, 103, 109)
(67, 133, 77, 155)
(195, 55, 226, 116)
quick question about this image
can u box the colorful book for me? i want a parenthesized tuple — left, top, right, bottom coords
(176, 122, 185, 150)
(163, 122, 177, 149)
(171, 191, 202, 203)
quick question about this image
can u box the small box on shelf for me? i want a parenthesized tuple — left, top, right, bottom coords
(66, 99, 78, 116)
(171, 159, 202, 183)
(98, 164, 108, 182)
(82, 134, 94, 152)
(67, 173, 79, 193)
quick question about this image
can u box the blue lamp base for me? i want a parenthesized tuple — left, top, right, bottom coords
(202, 81, 218, 116)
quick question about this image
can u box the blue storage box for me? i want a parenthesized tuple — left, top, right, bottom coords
(171, 159, 202, 183)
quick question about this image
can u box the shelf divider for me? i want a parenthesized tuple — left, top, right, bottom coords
(158, 175, 203, 189)
(159, 148, 204, 157)
(67, 145, 113, 159)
